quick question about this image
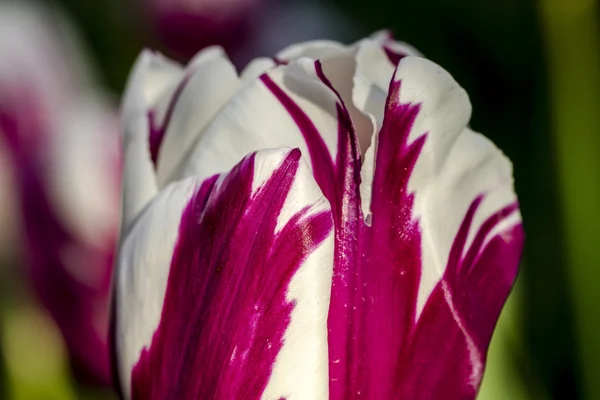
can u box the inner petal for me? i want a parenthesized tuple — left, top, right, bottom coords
(318, 49, 375, 157)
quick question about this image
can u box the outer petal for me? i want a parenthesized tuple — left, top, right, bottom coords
(116, 148, 334, 399)
(326, 56, 523, 399)
(275, 40, 348, 62)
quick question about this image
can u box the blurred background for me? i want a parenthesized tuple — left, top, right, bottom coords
(0, 0, 598, 399)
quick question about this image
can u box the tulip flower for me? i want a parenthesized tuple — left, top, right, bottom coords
(0, 2, 120, 385)
(114, 32, 523, 399)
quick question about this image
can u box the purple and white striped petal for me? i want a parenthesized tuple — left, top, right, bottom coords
(121, 47, 240, 230)
(175, 59, 346, 182)
(275, 36, 419, 155)
(135, 36, 420, 192)
(115, 148, 334, 399)
(324, 57, 522, 399)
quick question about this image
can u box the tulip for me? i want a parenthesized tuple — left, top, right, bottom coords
(0, 2, 120, 386)
(114, 32, 523, 399)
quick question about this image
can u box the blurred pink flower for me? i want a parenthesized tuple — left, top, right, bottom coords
(146, 0, 261, 59)
(0, 2, 120, 386)
(143, 0, 353, 67)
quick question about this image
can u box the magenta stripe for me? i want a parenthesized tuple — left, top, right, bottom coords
(259, 74, 339, 205)
(260, 66, 367, 398)
(444, 195, 484, 287)
(383, 45, 408, 66)
(460, 202, 520, 274)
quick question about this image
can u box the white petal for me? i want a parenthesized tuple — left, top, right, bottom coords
(275, 39, 347, 61)
(173, 59, 342, 181)
(121, 51, 179, 232)
(353, 40, 398, 132)
(155, 47, 241, 185)
(240, 57, 276, 81)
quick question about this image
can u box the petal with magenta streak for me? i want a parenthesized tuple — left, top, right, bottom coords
(121, 47, 240, 229)
(175, 59, 345, 184)
(115, 148, 334, 400)
(326, 57, 523, 399)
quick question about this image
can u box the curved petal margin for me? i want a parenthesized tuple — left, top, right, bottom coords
(115, 148, 334, 399)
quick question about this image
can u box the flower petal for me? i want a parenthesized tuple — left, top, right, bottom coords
(240, 57, 276, 81)
(275, 39, 347, 62)
(115, 148, 334, 399)
(326, 56, 523, 399)
(120, 50, 178, 232)
(121, 47, 242, 228)
(174, 59, 346, 183)
(275, 36, 420, 156)
(154, 47, 241, 185)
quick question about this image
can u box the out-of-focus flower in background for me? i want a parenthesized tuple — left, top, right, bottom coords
(0, 141, 18, 265)
(113, 32, 522, 398)
(0, 1, 120, 387)
(141, 0, 353, 67)
(143, 0, 262, 59)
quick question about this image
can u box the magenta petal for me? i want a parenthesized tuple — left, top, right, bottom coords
(326, 84, 427, 400)
(130, 150, 333, 399)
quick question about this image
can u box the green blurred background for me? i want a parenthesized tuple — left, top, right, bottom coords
(1, 0, 598, 399)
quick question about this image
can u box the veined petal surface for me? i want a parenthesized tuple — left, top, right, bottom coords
(116, 148, 334, 399)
